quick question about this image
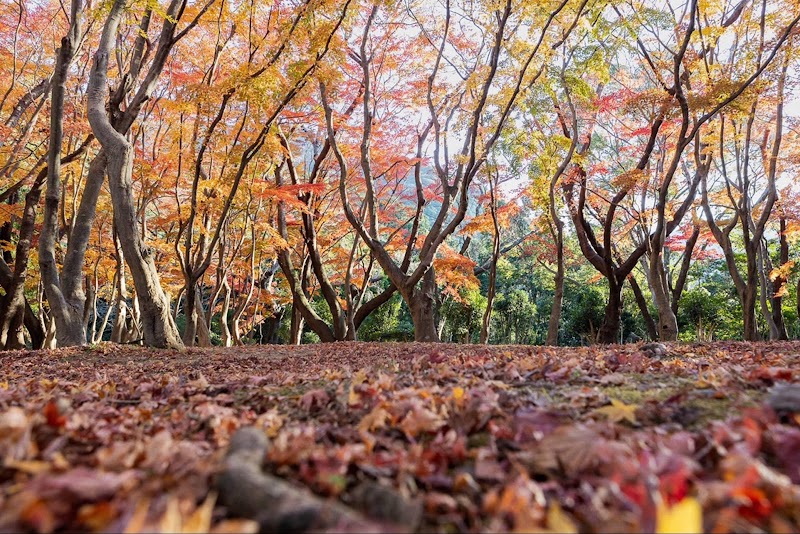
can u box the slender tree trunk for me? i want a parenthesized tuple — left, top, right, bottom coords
(546, 225, 564, 346)
(44, 316, 57, 349)
(742, 284, 760, 342)
(0, 175, 47, 348)
(38, 0, 85, 347)
(219, 279, 232, 347)
(182, 281, 199, 346)
(670, 224, 700, 317)
(629, 275, 657, 341)
(289, 305, 304, 345)
(598, 278, 623, 344)
(194, 291, 212, 347)
(480, 179, 501, 344)
(771, 218, 789, 340)
(92, 274, 116, 344)
(111, 230, 128, 343)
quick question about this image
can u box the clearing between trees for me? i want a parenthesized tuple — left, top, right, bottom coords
(1, 341, 799, 533)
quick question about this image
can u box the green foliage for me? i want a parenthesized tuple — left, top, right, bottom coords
(358, 293, 411, 341)
(439, 288, 486, 343)
(561, 283, 606, 345)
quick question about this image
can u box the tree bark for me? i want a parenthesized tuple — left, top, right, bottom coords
(480, 175, 501, 345)
(770, 218, 789, 340)
(219, 279, 232, 347)
(649, 252, 678, 341)
(629, 275, 658, 341)
(38, 0, 85, 347)
(742, 283, 759, 342)
(407, 267, 439, 342)
(546, 225, 565, 346)
(0, 180, 43, 348)
(597, 279, 623, 344)
(86, 0, 183, 349)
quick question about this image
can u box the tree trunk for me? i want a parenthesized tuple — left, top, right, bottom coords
(408, 267, 439, 342)
(289, 305, 304, 345)
(43, 316, 57, 349)
(38, 1, 86, 347)
(742, 284, 760, 342)
(546, 227, 564, 346)
(86, 0, 182, 349)
(480, 180, 501, 345)
(194, 291, 212, 347)
(182, 281, 199, 346)
(219, 279, 232, 347)
(629, 275, 658, 341)
(0, 174, 47, 348)
(111, 230, 129, 343)
(649, 249, 678, 341)
(769, 218, 789, 340)
(597, 279, 623, 344)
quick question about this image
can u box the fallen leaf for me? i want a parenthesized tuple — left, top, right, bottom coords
(594, 398, 639, 425)
(655, 496, 702, 534)
(358, 404, 390, 433)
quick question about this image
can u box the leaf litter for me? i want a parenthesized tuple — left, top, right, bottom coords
(0, 340, 799, 532)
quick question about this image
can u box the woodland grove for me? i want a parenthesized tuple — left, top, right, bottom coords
(2, 0, 800, 350)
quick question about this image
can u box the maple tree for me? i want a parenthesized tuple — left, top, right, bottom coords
(700, 16, 798, 341)
(563, 0, 799, 343)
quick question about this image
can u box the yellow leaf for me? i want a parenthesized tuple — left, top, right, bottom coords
(123, 498, 151, 534)
(348, 385, 361, 407)
(656, 497, 703, 534)
(182, 492, 216, 533)
(357, 404, 390, 432)
(352, 369, 368, 385)
(545, 502, 577, 533)
(593, 398, 638, 425)
(160, 495, 182, 533)
(4, 459, 51, 475)
(210, 519, 259, 534)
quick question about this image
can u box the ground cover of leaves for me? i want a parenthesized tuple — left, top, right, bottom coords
(1, 341, 799, 533)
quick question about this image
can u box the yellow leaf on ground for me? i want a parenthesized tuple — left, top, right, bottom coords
(593, 398, 638, 425)
(123, 498, 150, 534)
(159, 495, 182, 533)
(182, 492, 216, 533)
(656, 497, 703, 534)
(210, 519, 259, 534)
(4, 460, 51, 475)
(357, 404, 390, 432)
(545, 502, 577, 533)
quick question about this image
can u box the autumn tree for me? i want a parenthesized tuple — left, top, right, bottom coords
(564, 0, 798, 343)
(322, 0, 591, 341)
(167, 0, 352, 346)
(701, 39, 795, 341)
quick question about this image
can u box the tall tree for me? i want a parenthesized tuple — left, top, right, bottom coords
(323, 0, 590, 341)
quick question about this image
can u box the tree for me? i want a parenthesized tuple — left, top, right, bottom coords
(323, 0, 590, 341)
(702, 44, 793, 340)
(564, 0, 799, 343)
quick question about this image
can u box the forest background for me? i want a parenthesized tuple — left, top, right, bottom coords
(1, 0, 800, 351)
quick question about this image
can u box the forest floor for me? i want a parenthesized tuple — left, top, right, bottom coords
(1, 341, 799, 533)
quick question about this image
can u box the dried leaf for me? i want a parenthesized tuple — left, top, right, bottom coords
(655, 497, 702, 534)
(594, 398, 638, 425)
